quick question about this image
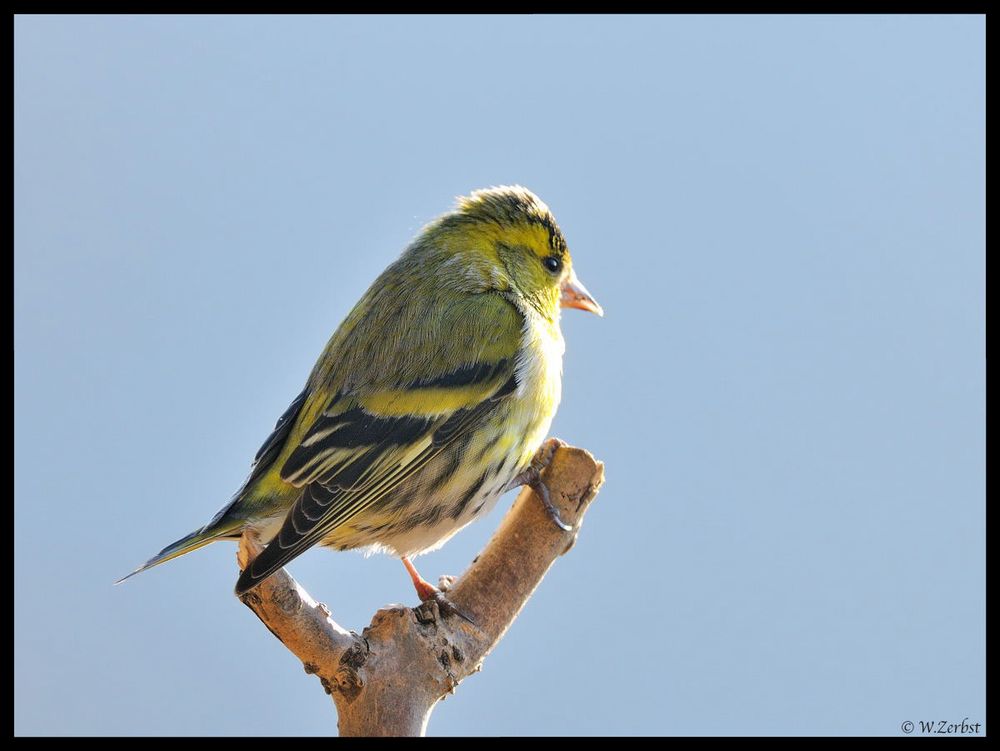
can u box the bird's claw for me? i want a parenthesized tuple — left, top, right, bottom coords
(433, 590, 476, 625)
(531, 474, 574, 532)
(505, 438, 574, 532)
(419, 588, 476, 625)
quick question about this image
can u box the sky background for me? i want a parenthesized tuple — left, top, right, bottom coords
(15, 15, 984, 737)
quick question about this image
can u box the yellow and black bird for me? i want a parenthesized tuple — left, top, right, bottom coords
(119, 186, 602, 608)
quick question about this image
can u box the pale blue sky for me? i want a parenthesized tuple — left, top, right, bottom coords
(15, 14, 984, 736)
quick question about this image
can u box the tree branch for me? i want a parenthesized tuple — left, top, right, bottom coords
(236, 441, 605, 737)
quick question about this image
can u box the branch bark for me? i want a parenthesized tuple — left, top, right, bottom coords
(236, 441, 605, 737)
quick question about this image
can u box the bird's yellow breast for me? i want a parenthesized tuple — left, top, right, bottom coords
(510, 307, 565, 464)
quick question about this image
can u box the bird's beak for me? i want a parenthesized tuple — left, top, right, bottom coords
(560, 270, 604, 316)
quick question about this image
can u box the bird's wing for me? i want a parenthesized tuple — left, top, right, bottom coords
(244, 389, 310, 490)
(235, 291, 524, 594)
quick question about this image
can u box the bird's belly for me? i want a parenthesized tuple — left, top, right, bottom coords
(319, 389, 559, 559)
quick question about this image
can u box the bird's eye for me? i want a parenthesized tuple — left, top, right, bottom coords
(543, 256, 562, 274)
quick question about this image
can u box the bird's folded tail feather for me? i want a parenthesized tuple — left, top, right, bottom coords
(114, 520, 242, 585)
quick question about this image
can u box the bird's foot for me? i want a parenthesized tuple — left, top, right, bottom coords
(420, 587, 476, 625)
(532, 436, 567, 472)
(506, 438, 573, 532)
(402, 557, 475, 624)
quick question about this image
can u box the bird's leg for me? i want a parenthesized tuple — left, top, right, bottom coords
(401, 557, 475, 624)
(402, 556, 440, 602)
(506, 437, 573, 532)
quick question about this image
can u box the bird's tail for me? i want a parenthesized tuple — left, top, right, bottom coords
(115, 521, 241, 585)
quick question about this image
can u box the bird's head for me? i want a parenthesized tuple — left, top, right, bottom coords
(422, 185, 603, 321)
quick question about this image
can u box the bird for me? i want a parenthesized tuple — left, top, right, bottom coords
(118, 186, 602, 612)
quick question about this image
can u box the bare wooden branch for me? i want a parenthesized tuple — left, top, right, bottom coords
(237, 441, 605, 737)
